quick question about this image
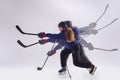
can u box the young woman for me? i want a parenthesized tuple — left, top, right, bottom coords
(38, 21, 97, 75)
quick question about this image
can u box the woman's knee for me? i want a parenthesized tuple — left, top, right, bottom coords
(73, 61, 88, 68)
(60, 50, 65, 56)
(73, 61, 80, 67)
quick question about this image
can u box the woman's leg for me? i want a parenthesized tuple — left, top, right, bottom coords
(60, 48, 72, 68)
(72, 44, 97, 75)
(72, 44, 93, 68)
(59, 48, 72, 74)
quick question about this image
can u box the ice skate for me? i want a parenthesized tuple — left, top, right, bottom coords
(89, 65, 97, 75)
(58, 67, 66, 75)
(88, 65, 97, 75)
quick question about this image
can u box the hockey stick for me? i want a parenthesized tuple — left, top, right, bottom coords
(95, 4, 109, 23)
(37, 55, 49, 70)
(83, 18, 118, 38)
(37, 40, 57, 71)
(82, 4, 109, 38)
(97, 18, 118, 31)
(83, 45, 118, 52)
(94, 47, 118, 52)
(16, 25, 37, 36)
(66, 66, 72, 80)
(17, 40, 39, 48)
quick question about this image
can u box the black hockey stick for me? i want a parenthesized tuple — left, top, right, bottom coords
(37, 55, 49, 70)
(16, 25, 37, 36)
(17, 40, 39, 48)
(37, 40, 57, 71)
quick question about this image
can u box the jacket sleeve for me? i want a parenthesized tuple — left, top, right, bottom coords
(46, 32, 64, 40)
(79, 26, 90, 36)
(73, 27, 91, 47)
(79, 36, 89, 47)
(47, 39, 64, 50)
(73, 27, 94, 50)
(54, 42, 64, 50)
(79, 26, 98, 36)
(47, 38, 57, 43)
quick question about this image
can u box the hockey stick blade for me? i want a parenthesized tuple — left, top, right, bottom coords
(16, 25, 37, 35)
(37, 67, 43, 70)
(17, 40, 39, 48)
(17, 40, 27, 48)
(110, 49, 119, 51)
(16, 25, 26, 34)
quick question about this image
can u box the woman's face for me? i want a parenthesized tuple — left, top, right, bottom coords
(58, 27, 64, 31)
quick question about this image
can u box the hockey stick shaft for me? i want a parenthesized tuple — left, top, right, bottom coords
(97, 18, 118, 31)
(94, 47, 118, 52)
(83, 4, 109, 39)
(17, 40, 39, 48)
(83, 18, 118, 39)
(16, 25, 37, 36)
(83, 45, 118, 52)
(38, 40, 57, 70)
(66, 66, 72, 80)
(40, 55, 49, 69)
(95, 4, 109, 23)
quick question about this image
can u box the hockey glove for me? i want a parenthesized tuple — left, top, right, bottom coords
(38, 32, 46, 38)
(39, 39, 47, 44)
(87, 43, 94, 50)
(47, 50, 56, 56)
(89, 22, 97, 28)
(87, 29, 98, 35)
(92, 29, 98, 35)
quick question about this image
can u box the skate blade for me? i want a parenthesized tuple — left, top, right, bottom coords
(91, 66, 97, 75)
(59, 71, 66, 75)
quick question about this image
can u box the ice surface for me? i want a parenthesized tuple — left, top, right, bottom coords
(0, 66, 120, 80)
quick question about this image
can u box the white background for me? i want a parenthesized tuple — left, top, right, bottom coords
(0, 0, 120, 80)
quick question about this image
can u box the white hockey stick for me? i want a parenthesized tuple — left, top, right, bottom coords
(95, 4, 109, 23)
(97, 18, 118, 31)
(66, 66, 72, 80)
(83, 45, 118, 52)
(93, 47, 118, 52)
(83, 18, 118, 38)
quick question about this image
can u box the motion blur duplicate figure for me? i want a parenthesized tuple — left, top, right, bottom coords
(38, 21, 97, 75)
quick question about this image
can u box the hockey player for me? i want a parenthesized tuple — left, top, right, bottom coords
(37, 21, 97, 75)
(78, 22, 98, 36)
